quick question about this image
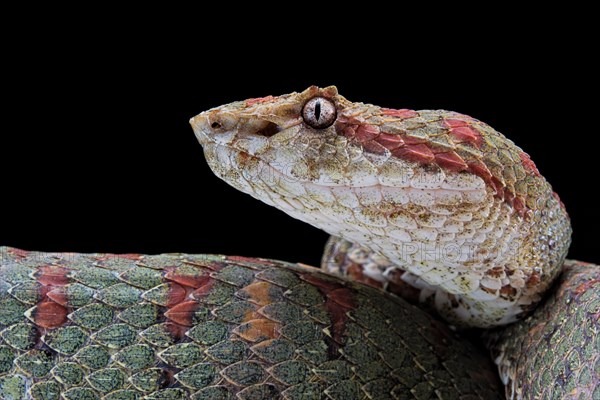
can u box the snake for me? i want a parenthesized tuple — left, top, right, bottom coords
(0, 86, 596, 399)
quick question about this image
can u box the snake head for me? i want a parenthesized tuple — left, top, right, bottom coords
(189, 85, 369, 191)
(190, 85, 508, 222)
(191, 87, 571, 327)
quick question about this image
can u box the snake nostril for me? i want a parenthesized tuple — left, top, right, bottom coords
(206, 111, 238, 132)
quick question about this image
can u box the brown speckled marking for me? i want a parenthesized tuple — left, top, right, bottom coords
(164, 282, 188, 307)
(163, 263, 220, 337)
(46, 288, 68, 306)
(35, 266, 70, 286)
(192, 276, 217, 299)
(33, 265, 70, 328)
(237, 280, 283, 340)
(238, 281, 274, 306)
(165, 268, 210, 288)
(33, 300, 68, 328)
(164, 300, 199, 326)
(234, 318, 279, 342)
(301, 273, 356, 346)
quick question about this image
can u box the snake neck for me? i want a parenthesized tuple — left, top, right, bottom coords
(312, 178, 571, 328)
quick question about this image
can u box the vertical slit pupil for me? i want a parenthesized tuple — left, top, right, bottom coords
(314, 101, 321, 121)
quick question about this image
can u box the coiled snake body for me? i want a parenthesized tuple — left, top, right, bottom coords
(0, 87, 596, 399)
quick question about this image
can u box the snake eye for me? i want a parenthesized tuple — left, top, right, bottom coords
(302, 97, 337, 129)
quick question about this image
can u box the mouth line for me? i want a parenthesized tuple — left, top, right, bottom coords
(199, 131, 486, 200)
(199, 131, 305, 184)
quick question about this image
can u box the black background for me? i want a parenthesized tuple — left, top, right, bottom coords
(1, 19, 597, 265)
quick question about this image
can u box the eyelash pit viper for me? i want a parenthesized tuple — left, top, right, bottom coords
(0, 86, 596, 399)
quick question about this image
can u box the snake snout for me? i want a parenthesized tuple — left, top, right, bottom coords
(190, 110, 240, 146)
